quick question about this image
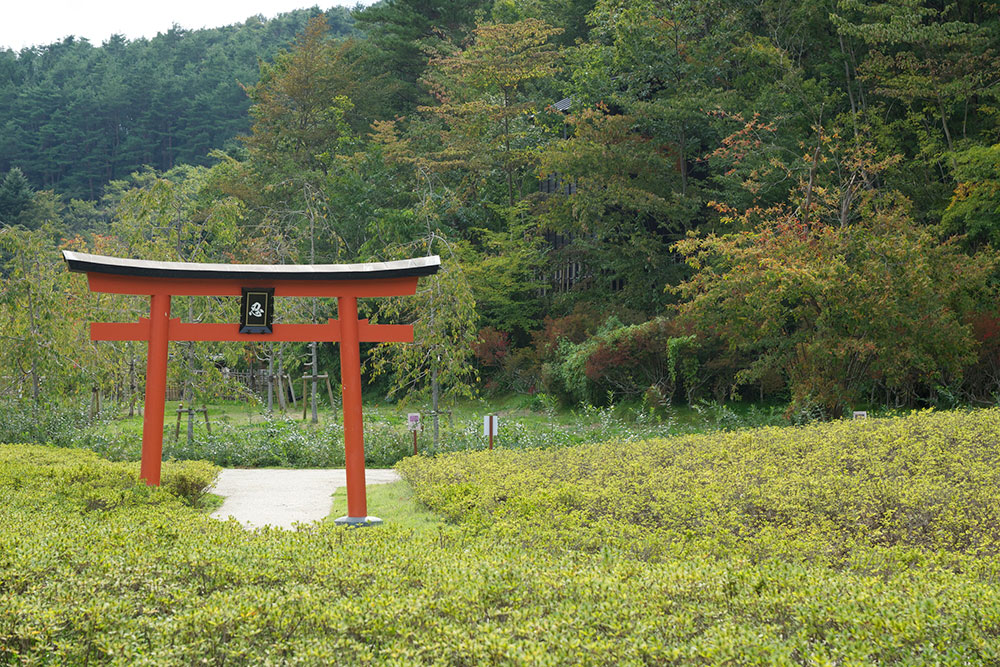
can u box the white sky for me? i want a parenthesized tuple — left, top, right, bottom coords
(1, 1, 376, 52)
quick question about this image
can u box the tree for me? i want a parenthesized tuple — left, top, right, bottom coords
(110, 165, 245, 439)
(370, 19, 563, 336)
(673, 199, 994, 416)
(490, 0, 598, 46)
(832, 0, 1000, 208)
(535, 108, 682, 312)
(0, 223, 90, 402)
(459, 212, 546, 338)
(367, 236, 478, 445)
(365, 19, 563, 337)
(242, 15, 391, 176)
(941, 143, 1000, 249)
(0, 167, 34, 224)
(419, 18, 564, 212)
(352, 0, 492, 111)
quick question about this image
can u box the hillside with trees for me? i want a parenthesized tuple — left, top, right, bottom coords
(0, 6, 355, 200)
(2, 0, 1000, 419)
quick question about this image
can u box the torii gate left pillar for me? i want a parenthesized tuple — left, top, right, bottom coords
(64, 251, 440, 526)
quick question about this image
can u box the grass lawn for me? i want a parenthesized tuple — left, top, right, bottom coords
(327, 481, 445, 532)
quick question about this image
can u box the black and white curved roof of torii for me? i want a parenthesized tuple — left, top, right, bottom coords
(62, 250, 441, 281)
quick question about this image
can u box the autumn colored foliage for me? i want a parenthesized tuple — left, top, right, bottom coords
(673, 202, 994, 416)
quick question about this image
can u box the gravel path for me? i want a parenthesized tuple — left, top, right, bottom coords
(209, 468, 400, 529)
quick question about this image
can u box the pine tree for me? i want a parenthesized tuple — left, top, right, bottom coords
(0, 167, 34, 225)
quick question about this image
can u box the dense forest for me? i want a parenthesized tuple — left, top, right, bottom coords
(2, 0, 1000, 419)
(0, 6, 355, 200)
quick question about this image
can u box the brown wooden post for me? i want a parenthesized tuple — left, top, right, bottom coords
(275, 367, 286, 412)
(287, 373, 297, 407)
(302, 376, 308, 420)
(174, 403, 183, 441)
(324, 374, 336, 412)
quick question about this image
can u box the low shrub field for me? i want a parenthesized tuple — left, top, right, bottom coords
(399, 408, 1000, 569)
(4, 409, 1000, 663)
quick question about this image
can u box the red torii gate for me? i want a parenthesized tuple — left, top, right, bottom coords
(63, 250, 440, 526)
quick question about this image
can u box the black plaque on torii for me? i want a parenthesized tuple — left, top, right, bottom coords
(240, 287, 274, 334)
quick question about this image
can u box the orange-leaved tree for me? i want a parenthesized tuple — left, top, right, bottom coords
(673, 195, 995, 417)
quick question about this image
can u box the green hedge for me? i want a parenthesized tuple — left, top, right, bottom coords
(5, 411, 1000, 663)
(398, 408, 1000, 567)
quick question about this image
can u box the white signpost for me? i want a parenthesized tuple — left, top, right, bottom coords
(408, 413, 421, 455)
(407, 413, 421, 431)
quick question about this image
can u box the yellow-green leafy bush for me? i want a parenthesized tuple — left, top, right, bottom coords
(160, 459, 222, 506)
(5, 412, 1000, 664)
(399, 409, 1000, 569)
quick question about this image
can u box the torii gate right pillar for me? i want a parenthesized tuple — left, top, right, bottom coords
(335, 295, 373, 525)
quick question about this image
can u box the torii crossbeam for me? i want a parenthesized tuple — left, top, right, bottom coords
(64, 250, 440, 526)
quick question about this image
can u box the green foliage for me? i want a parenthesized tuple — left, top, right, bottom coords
(833, 0, 999, 157)
(491, 0, 596, 46)
(0, 395, 789, 471)
(0, 224, 94, 401)
(367, 244, 480, 408)
(400, 408, 1000, 563)
(549, 337, 592, 404)
(10, 411, 1000, 663)
(159, 460, 224, 507)
(666, 334, 699, 401)
(163, 418, 349, 468)
(0, 400, 96, 445)
(0, 9, 355, 199)
(534, 108, 683, 311)
(352, 0, 492, 111)
(243, 16, 368, 176)
(416, 18, 564, 216)
(461, 216, 547, 336)
(106, 165, 249, 413)
(942, 143, 1000, 248)
(0, 167, 34, 223)
(674, 200, 996, 416)
(547, 316, 701, 406)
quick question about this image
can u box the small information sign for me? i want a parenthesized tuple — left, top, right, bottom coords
(240, 287, 274, 334)
(407, 413, 421, 432)
(483, 415, 498, 437)
(853, 411, 868, 420)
